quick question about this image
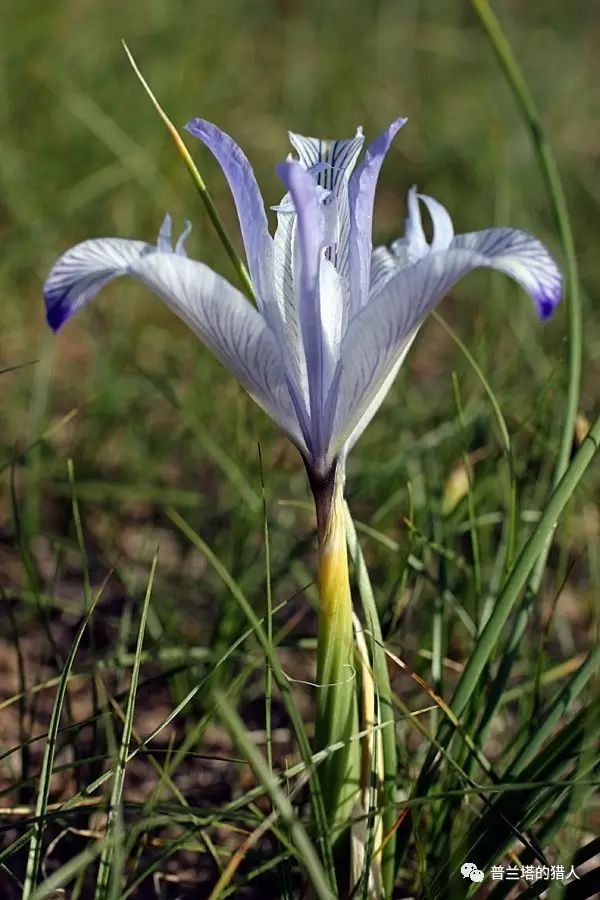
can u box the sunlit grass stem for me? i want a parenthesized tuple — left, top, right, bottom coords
(122, 42, 256, 303)
(470, 0, 582, 583)
(345, 507, 397, 899)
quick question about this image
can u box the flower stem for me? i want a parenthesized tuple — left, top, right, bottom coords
(312, 467, 360, 836)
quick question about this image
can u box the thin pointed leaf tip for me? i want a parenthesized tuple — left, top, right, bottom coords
(44, 118, 562, 476)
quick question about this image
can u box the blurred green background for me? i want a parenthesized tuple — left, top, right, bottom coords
(0, 2, 598, 894)
(1, 0, 598, 713)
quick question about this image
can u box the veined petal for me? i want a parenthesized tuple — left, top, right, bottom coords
(319, 254, 344, 384)
(44, 232, 305, 452)
(344, 338, 416, 456)
(331, 234, 562, 456)
(368, 246, 403, 300)
(289, 130, 364, 288)
(347, 117, 407, 315)
(404, 188, 455, 260)
(157, 213, 192, 256)
(450, 228, 562, 320)
(419, 193, 454, 252)
(288, 130, 364, 193)
(45, 237, 153, 331)
(403, 186, 428, 260)
(184, 119, 273, 307)
(277, 159, 327, 462)
(271, 205, 311, 419)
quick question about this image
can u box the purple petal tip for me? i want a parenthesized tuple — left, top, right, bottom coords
(536, 282, 562, 321)
(45, 295, 70, 332)
(184, 118, 213, 139)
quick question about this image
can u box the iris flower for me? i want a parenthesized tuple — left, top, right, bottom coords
(44, 118, 561, 482)
(44, 118, 562, 851)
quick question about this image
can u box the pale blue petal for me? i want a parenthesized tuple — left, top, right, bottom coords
(394, 185, 454, 270)
(332, 253, 450, 455)
(289, 130, 364, 286)
(44, 237, 153, 330)
(44, 233, 304, 452)
(277, 159, 327, 462)
(271, 203, 311, 422)
(174, 220, 192, 256)
(368, 238, 417, 301)
(344, 340, 416, 456)
(157, 214, 174, 252)
(332, 236, 562, 456)
(129, 254, 302, 443)
(404, 185, 428, 260)
(319, 254, 344, 383)
(419, 193, 454, 252)
(184, 119, 273, 306)
(347, 117, 407, 314)
(402, 187, 455, 260)
(288, 130, 364, 191)
(368, 246, 400, 299)
(450, 228, 562, 320)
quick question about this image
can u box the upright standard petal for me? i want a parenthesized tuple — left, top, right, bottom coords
(271, 192, 311, 424)
(44, 230, 305, 453)
(347, 117, 407, 315)
(289, 130, 364, 288)
(277, 159, 328, 463)
(184, 119, 274, 307)
(364, 188, 440, 302)
(288, 130, 364, 195)
(402, 187, 454, 261)
(332, 231, 562, 456)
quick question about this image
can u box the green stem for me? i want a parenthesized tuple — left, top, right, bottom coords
(312, 468, 360, 838)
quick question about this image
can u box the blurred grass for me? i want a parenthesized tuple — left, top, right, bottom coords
(0, 0, 599, 896)
(2, 0, 599, 493)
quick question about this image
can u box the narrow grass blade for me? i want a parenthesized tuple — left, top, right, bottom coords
(29, 841, 103, 900)
(449, 417, 599, 719)
(396, 418, 598, 864)
(207, 773, 309, 900)
(5, 597, 292, 868)
(470, 0, 582, 582)
(421, 415, 599, 784)
(350, 614, 384, 900)
(507, 645, 600, 775)
(0, 406, 81, 476)
(122, 42, 256, 302)
(166, 507, 336, 890)
(258, 445, 274, 775)
(22, 592, 101, 897)
(462, 0, 585, 771)
(451, 373, 481, 598)
(136, 364, 261, 510)
(93, 554, 156, 899)
(0, 359, 37, 376)
(433, 311, 517, 570)
(429, 701, 599, 898)
(214, 689, 334, 900)
(345, 506, 397, 898)
(487, 789, 599, 900)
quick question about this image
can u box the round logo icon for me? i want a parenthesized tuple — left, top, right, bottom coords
(461, 862, 485, 882)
